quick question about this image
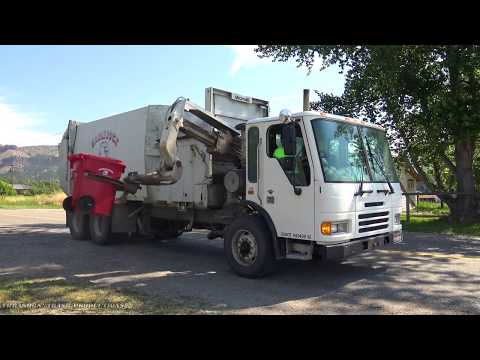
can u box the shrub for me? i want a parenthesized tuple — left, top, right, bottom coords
(27, 181, 62, 195)
(0, 180, 16, 196)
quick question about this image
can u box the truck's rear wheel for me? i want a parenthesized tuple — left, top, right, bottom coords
(89, 214, 112, 245)
(224, 215, 276, 278)
(68, 210, 90, 240)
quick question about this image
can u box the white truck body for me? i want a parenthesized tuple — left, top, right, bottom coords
(60, 88, 268, 206)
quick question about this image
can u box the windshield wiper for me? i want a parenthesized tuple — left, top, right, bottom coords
(365, 139, 395, 194)
(354, 155, 373, 196)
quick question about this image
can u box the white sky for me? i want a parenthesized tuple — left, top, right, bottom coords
(0, 98, 62, 146)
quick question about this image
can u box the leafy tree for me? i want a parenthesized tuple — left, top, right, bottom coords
(256, 45, 480, 222)
(0, 180, 16, 196)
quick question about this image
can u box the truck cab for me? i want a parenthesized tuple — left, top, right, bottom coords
(243, 110, 403, 264)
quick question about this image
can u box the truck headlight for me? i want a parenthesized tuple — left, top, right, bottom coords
(321, 221, 348, 235)
(394, 213, 401, 225)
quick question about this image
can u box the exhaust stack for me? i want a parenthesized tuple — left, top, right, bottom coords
(303, 89, 310, 111)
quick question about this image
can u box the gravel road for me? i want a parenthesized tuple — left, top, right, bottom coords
(0, 209, 479, 314)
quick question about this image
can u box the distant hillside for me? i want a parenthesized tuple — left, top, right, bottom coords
(0, 144, 60, 182)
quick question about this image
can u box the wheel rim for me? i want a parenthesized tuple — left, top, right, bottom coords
(231, 229, 258, 266)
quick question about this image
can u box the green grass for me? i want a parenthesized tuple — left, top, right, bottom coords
(414, 201, 450, 216)
(403, 200, 480, 237)
(0, 277, 204, 315)
(401, 214, 480, 237)
(0, 192, 65, 209)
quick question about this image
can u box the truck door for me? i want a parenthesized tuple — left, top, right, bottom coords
(259, 120, 316, 241)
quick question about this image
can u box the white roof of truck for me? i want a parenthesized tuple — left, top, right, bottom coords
(247, 110, 385, 131)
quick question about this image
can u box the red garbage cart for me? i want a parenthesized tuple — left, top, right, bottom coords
(65, 153, 127, 244)
(68, 153, 126, 215)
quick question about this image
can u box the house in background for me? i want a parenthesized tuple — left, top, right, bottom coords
(398, 165, 419, 210)
(398, 164, 441, 211)
(399, 166, 418, 193)
(12, 184, 32, 195)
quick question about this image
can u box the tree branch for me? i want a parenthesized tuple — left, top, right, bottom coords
(407, 154, 438, 192)
(439, 151, 457, 173)
(398, 126, 439, 192)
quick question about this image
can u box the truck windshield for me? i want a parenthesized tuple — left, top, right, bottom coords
(311, 118, 398, 183)
(311, 119, 370, 182)
(360, 126, 400, 182)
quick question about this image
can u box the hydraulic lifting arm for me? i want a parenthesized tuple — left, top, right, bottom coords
(124, 97, 242, 186)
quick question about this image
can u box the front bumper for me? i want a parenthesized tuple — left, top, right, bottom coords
(318, 230, 402, 261)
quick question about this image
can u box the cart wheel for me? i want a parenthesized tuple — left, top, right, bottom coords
(68, 210, 90, 240)
(89, 214, 112, 245)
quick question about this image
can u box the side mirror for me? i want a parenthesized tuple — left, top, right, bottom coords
(282, 122, 297, 156)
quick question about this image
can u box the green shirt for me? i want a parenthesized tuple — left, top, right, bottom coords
(273, 146, 286, 159)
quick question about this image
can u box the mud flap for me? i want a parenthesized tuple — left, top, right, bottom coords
(111, 203, 140, 233)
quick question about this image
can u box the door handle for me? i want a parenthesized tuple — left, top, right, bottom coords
(266, 189, 275, 204)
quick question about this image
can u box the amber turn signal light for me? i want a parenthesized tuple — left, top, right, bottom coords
(321, 222, 332, 235)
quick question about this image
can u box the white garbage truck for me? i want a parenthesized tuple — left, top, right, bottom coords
(58, 87, 403, 278)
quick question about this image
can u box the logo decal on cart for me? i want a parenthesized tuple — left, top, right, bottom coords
(98, 168, 114, 176)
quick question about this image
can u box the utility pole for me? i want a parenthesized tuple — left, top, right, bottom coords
(303, 89, 311, 111)
(9, 164, 15, 185)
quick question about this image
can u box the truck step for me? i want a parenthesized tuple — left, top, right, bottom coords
(207, 230, 223, 240)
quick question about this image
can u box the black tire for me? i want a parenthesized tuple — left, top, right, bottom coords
(63, 196, 73, 211)
(67, 210, 90, 240)
(224, 215, 276, 278)
(89, 214, 112, 245)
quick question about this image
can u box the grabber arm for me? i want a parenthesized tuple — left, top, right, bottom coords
(124, 96, 242, 187)
(124, 97, 186, 186)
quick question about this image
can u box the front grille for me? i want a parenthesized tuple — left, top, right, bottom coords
(358, 211, 389, 219)
(359, 224, 389, 233)
(359, 218, 389, 226)
(358, 211, 389, 234)
(365, 202, 384, 207)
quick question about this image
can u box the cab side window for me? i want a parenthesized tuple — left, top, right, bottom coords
(267, 123, 311, 186)
(247, 126, 259, 183)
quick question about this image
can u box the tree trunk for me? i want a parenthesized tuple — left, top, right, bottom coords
(449, 137, 479, 222)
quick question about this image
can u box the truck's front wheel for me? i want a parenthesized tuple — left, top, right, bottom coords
(224, 215, 276, 278)
(89, 214, 112, 245)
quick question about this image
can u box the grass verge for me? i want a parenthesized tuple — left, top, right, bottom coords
(0, 277, 203, 315)
(401, 214, 480, 237)
(0, 192, 65, 209)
